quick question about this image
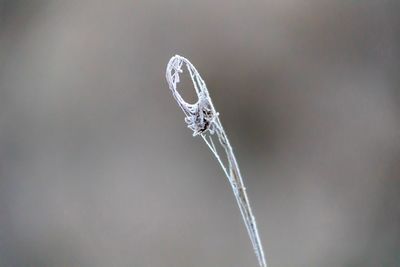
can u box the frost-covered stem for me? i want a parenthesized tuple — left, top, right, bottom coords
(166, 55, 267, 267)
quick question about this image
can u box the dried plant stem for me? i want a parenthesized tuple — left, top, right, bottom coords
(166, 55, 267, 267)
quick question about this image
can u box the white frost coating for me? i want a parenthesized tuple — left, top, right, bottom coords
(166, 55, 268, 267)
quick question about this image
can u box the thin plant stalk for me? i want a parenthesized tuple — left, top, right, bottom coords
(166, 55, 267, 267)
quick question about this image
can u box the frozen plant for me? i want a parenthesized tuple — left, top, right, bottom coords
(165, 55, 268, 267)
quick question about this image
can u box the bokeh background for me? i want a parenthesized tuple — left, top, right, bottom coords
(1, 1, 400, 266)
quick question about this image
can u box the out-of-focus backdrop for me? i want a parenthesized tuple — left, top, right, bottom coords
(1, 1, 399, 266)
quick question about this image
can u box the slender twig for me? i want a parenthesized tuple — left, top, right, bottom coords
(166, 55, 267, 267)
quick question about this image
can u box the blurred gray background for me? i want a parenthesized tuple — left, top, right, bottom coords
(1, 1, 400, 266)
